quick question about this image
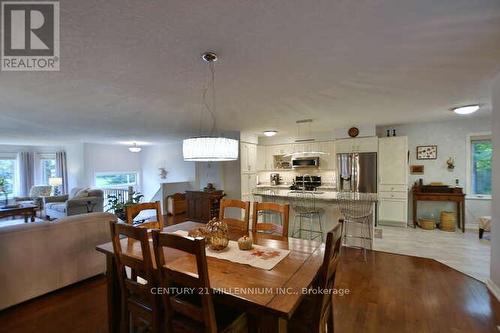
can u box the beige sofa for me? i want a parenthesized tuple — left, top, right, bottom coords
(0, 212, 117, 310)
(44, 187, 104, 219)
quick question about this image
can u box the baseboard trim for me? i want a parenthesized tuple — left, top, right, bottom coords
(486, 279, 500, 302)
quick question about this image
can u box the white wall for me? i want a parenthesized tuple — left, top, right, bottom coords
(140, 142, 196, 201)
(378, 117, 492, 227)
(490, 74, 500, 292)
(64, 143, 85, 189)
(83, 143, 142, 189)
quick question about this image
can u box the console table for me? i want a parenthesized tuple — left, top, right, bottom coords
(412, 186, 465, 232)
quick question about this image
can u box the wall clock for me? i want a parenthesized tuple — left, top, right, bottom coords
(348, 127, 359, 138)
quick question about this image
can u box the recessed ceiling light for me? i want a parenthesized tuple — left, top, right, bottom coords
(452, 105, 480, 115)
(264, 130, 278, 137)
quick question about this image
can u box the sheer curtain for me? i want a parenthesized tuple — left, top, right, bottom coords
(56, 151, 68, 194)
(18, 152, 35, 196)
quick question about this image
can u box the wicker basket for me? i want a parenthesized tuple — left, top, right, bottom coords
(440, 211, 456, 232)
(418, 218, 436, 230)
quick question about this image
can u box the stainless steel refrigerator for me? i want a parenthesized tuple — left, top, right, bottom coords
(337, 152, 377, 193)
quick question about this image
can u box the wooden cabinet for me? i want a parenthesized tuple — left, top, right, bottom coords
(378, 136, 408, 227)
(334, 137, 378, 154)
(186, 190, 225, 223)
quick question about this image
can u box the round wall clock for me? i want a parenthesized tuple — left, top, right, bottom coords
(348, 127, 359, 138)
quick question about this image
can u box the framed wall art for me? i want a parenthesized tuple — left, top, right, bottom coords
(416, 145, 437, 160)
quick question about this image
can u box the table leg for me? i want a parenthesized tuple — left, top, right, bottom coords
(24, 214, 28, 223)
(106, 254, 121, 333)
(259, 315, 287, 333)
(31, 210, 35, 222)
(461, 201, 465, 233)
(413, 199, 417, 228)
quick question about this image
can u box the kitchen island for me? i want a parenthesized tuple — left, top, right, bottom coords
(252, 188, 377, 247)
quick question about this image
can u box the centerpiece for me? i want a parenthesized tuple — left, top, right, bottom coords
(206, 218, 229, 251)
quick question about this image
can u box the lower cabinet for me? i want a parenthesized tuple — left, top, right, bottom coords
(378, 194, 407, 226)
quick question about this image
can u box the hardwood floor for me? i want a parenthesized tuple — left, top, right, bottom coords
(0, 248, 498, 333)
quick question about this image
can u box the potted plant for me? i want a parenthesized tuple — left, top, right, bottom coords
(106, 190, 144, 221)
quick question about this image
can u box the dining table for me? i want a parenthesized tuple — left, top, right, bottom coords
(96, 221, 324, 333)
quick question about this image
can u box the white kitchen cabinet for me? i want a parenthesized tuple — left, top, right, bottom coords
(334, 137, 378, 154)
(240, 142, 257, 173)
(241, 173, 257, 197)
(378, 137, 407, 185)
(256, 145, 266, 171)
(318, 141, 335, 170)
(378, 136, 408, 227)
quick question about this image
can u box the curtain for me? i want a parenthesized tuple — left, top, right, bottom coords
(18, 152, 35, 196)
(56, 151, 69, 194)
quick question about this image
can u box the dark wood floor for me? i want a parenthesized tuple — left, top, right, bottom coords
(0, 248, 498, 333)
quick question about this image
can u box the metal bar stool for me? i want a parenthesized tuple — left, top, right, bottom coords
(337, 191, 376, 260)
(291, 191, 324, 241)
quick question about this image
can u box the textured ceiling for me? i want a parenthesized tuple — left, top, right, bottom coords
(1, 0, 500, 144)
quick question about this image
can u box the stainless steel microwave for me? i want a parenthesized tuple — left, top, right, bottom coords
(292, 156, 320, 168)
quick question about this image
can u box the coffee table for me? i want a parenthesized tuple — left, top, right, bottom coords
(0, 204, 38, 223)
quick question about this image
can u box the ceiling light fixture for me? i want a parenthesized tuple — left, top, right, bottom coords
(128, 143, 142, 153)
(264, 130, 278, 137)
(452, 104, 480, 115)
(182, 52, 239, 162)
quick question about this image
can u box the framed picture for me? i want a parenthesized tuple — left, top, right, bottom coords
(416, 145, 437, 160)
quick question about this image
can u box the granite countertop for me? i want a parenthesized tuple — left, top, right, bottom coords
(252, 188, 378, 202)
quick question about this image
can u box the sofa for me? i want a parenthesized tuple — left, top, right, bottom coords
(14, 185, 53, 211)
(44, 187, 104, 219)
(0, 212, 117, 310)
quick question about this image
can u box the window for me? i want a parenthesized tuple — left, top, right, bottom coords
(40, 158, 56, 185)
(0, 158, 17, 198)
(95, 172, 138, 188)
(467, 134, 492, 198)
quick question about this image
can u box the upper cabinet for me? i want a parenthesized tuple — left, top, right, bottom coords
(240, 142, 257, 173)
(334, 137, 378, 154)
(378, 136, 408, 185)
(318, 141, 335, 170)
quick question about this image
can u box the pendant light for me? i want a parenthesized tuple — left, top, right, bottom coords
(183, 52, 239, 162)
(283, 119, 328, 157)
(128, 142, 142, 153)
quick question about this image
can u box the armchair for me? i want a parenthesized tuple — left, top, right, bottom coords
(44, 187, 104, 219)
(14, 185, 53, 211)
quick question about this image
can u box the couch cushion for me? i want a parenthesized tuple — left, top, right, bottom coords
(45, 202, 66, 213)
(69, 187, 85, 199)
(29, 186, 52, 197)
(74, 188, 90, 198)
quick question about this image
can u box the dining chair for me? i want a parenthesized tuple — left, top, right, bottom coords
(152, 231, 247, 333)
(252, 201, 290, 237)
(288, 224, 342, 333)
(109, 221, 161, 333)
(126, 201, 164, 230)
(219, 198, 250, 233)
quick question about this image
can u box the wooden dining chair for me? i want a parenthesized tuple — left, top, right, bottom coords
(251, 202, 290, 237)
(288, 224, 343, 333)
(109, 221, 161, 333)
(152, 231, 247, 333)
(126, 201, 164, 230)
(219, 198, 250, 233)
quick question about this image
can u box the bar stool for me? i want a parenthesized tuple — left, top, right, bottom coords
(291, 191, 324, 241)
(337, 191, 375, 261)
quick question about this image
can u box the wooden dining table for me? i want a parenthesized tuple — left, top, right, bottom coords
(96, 221, 324, 333)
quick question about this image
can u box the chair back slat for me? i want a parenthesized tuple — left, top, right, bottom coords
(252, 202, 290, 237)
(109, 221, 159, 331)
(126, 201, 164, 230)
(312, 224, 343, 327)
(219, 199, 250, 233)
(152, 231, 218, 333)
